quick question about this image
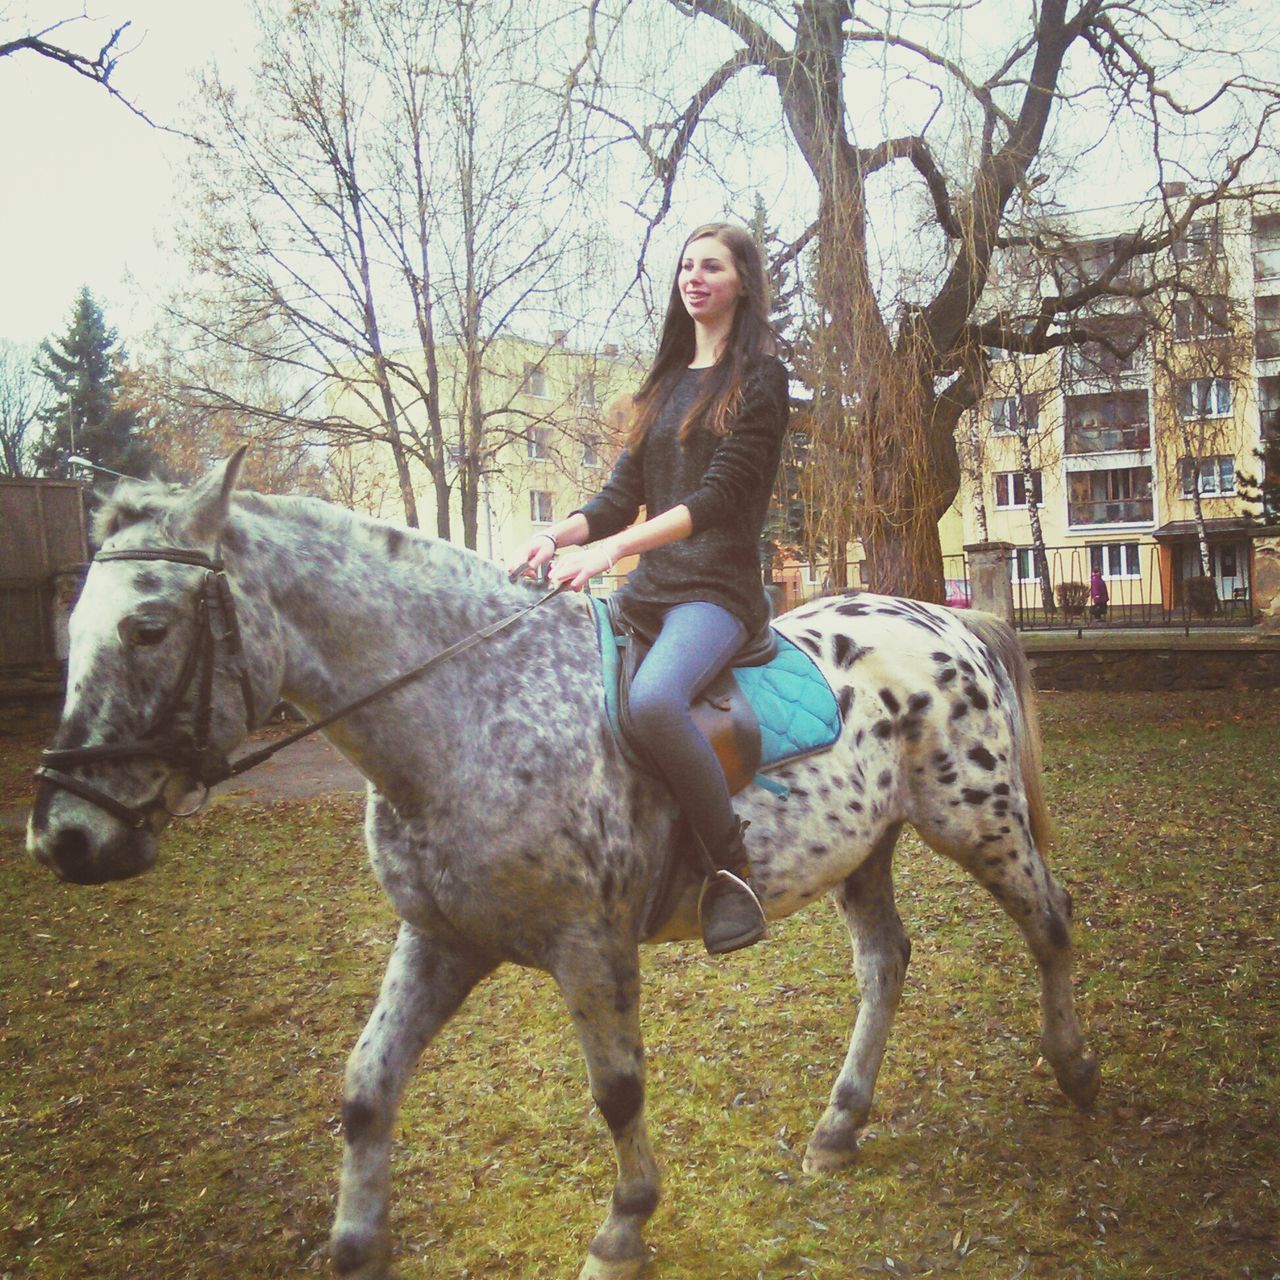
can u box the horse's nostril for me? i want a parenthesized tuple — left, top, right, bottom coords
(50, 826, 95, 881)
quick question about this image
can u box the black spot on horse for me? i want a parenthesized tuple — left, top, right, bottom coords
(133, 570, 162, 592)
(833, 634, 864, 668)
(877, 770, 892, 789)
(957, 657, 974, 676)
(386, 528, 405, 557)
(907, 692, 932, 716)
(834, 600, 869, 617)
(937, 771, 958, 785)
(936, 668, 957, 685)
(838, 686, 855, 718)
(879, 688, 900, 715)
(342, 1099, 377, 1144)
(949, 701, 969, 721)
(962, 788, 990, 804)
(964, 683, 989, 711)
(612, 1183, 660, 1220)
(795, 634, 823, 657)
(594, 1074, 644, 1135)
(967, 744, 997, 770)
(872, 719, 893, 740)
(993, 783, 1010, 796)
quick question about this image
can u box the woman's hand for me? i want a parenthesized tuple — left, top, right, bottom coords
(507, 531, 558, 580)
(548, 541, 618, 592)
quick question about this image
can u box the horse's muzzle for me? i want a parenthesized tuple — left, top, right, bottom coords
(28, 802, 158, 884)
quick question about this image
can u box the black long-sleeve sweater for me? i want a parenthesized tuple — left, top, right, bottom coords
(573, 355, 789, 634)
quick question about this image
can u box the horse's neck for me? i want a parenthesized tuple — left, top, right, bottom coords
(236, 499, 503, 777)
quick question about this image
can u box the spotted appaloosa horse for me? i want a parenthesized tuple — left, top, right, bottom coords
(28, 454, 1099, 1280)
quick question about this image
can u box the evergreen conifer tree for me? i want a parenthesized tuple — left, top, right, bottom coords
(34, 288, 152, 480)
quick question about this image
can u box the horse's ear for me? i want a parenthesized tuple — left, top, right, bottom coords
(178, 446, 249, 544)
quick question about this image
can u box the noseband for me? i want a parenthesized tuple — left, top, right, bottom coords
(35, 546, 257, 830)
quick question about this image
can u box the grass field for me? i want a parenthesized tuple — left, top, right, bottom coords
(2, 691, 1278, 1279)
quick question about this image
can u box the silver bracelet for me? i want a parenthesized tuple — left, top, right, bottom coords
(535, 531, 558, 550)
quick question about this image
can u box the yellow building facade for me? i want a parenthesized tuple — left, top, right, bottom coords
(329, 335, 642, 568)
(959, 194, 1277, 618)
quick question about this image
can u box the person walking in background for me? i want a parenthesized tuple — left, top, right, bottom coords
(508, 222, 789, 954)
(1090, 567, 1109, 621)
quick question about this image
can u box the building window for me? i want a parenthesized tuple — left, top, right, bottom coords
(529, 489, 553, 523)
(1173, 218, 1221, 264)
(1067, 466, 1153, 525)
(526, 427, 550, 460)
(1179, 378, 1232, 420)
(523, 362, 548, 397)
(1173, 295, 1231, 340)
(1077, 238, 1133, 283)
(1257, 296, 1280, 359)
(1012, 548, 1039, 582)
(1180, 455, 1236, 497)
(1064, 390, 1151, 454)
(990, 394, 1040, 435)
(575, 374, 597, 406)
(1089, 542, 1141, 578)
(993, 470, 1043, 509)
(581, 436, 602, 468)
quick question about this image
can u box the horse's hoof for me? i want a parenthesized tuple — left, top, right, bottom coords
(331, 1226, 392, 1279)
(578, 1248, 649, 1280)
(802, 1138, 859, 1175)
(1055, 1052, 1101, 1110)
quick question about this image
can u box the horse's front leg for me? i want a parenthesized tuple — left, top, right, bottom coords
(554, 938, 660, 1280)
(804, 824, 910, 1174)
(331, 921, 493, 1280)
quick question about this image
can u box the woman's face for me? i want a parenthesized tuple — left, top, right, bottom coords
(678, 235, 744, 328)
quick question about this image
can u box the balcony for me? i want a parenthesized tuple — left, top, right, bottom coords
(1064, 422, 1151, 455)
(1067, 497, 1153, 525)
(1257, 329, 1280, 360)
(1262, 406, 1280, 437)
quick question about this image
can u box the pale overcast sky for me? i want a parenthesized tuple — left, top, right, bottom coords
(0, 2, 257, 350)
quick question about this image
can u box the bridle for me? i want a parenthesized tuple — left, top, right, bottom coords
(36, 547, 258, 829)
(35, 544, 564, 831)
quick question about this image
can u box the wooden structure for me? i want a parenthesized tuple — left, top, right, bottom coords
(0, 479, 88, 667)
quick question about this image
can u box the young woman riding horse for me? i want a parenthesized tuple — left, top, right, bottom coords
(511, 222, 789, 955)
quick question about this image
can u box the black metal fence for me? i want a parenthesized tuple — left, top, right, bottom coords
(1009, 542, 1253, 632)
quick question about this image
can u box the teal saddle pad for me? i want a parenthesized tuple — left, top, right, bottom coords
(587, 596, 843, 779)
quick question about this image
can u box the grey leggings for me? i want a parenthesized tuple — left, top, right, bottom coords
(626, 601, 746, 862)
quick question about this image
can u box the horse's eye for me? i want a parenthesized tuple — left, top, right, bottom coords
(132, 623, 168, 647)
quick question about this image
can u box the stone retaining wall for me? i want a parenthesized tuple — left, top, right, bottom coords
(1025, 644, 1280, 691)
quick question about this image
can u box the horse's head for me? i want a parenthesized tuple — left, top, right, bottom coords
(28, 449, 268, 884)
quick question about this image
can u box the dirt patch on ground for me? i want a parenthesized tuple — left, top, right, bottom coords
(211, 729, 366, 804)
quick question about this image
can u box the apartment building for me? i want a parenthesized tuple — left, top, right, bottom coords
(962, 192, 1279, 616)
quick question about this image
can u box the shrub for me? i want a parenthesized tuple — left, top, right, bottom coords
(1185, 575, 1219, 618)
(1057, 581, 1089, 617)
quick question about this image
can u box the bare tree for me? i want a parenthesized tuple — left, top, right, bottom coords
(579, 0, 1280, 599)
(0, 339, 48, 477)
(164, 0, 598, 543)
(981, 353, 1062, 612)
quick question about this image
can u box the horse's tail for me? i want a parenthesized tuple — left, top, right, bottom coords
(956, 610, 1054, 853)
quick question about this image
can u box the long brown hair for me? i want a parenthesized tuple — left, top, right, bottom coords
(628, 223, 776, 448)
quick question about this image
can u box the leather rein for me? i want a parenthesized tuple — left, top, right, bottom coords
(36, 546, 565, 830)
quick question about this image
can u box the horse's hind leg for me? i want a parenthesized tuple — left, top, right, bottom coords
(330, 922, 493, 1280)
(804, 823, 911, 1174)
(926, 825, 1100, 1110)
(553, 940, 659, 1280)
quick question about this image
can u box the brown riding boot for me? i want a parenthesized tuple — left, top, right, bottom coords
(698, 818, 767, 955)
